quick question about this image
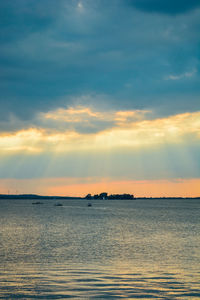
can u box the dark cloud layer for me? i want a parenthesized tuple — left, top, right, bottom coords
(0, 0, 200, 127)
(128, 0, 200, 15)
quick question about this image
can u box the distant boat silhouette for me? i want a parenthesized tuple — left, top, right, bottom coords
(32, 201, 43, 205)
(87, 203, 92, 207)
(54, 203, 63, 206)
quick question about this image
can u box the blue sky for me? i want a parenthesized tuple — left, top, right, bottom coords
(0, 0, 200, 196)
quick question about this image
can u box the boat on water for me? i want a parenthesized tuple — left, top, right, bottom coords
(54, 203, 63, 206)
(87, 203, 92, 207)
(32, 201, 43, 205)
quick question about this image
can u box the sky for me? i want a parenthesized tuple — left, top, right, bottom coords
(0, 0, 200, 197)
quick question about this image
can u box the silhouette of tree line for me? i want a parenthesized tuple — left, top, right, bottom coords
(85, 192, 134, 200)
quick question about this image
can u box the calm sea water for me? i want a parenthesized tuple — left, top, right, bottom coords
(0, 199, 199, 299)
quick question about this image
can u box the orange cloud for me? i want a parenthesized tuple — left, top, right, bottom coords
(0, 108, 199, 153)
(44, 106, 100, 122)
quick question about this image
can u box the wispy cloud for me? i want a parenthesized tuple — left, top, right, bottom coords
(165, 69, 197, 80)
(39, 105, 150, 133)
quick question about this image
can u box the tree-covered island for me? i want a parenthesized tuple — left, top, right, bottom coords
(85, 192, 134, 200)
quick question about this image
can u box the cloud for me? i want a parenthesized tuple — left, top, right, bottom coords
(165, 69, 197, 80)
(128, 0, 200, 15)
(0, 0, 200, 123)
(0, 0, 199, 195)
(0, 108, 199, 153)
(39, 105, 150, 134)
(0, 107, 200, 183)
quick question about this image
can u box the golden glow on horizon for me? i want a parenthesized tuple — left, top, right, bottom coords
(0, 178, 200, 198)
(0, 108, 200, 153)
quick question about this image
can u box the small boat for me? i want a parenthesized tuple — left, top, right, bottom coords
(54, 203, 63, 206)
(32, 201, 43, 205)
(87, 203, 92, 207)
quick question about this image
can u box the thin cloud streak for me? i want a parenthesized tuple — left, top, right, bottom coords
(165, 69, 197, 80)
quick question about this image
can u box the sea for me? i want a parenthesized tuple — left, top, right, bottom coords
(0, 198, 199, 299)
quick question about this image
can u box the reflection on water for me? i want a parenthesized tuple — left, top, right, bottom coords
(1, 264, 200, 299)
(0, 199, 199, 299)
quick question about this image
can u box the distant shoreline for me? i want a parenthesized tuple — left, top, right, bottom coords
(0, 194, 80, 200)
(0, 194, 199, 200)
